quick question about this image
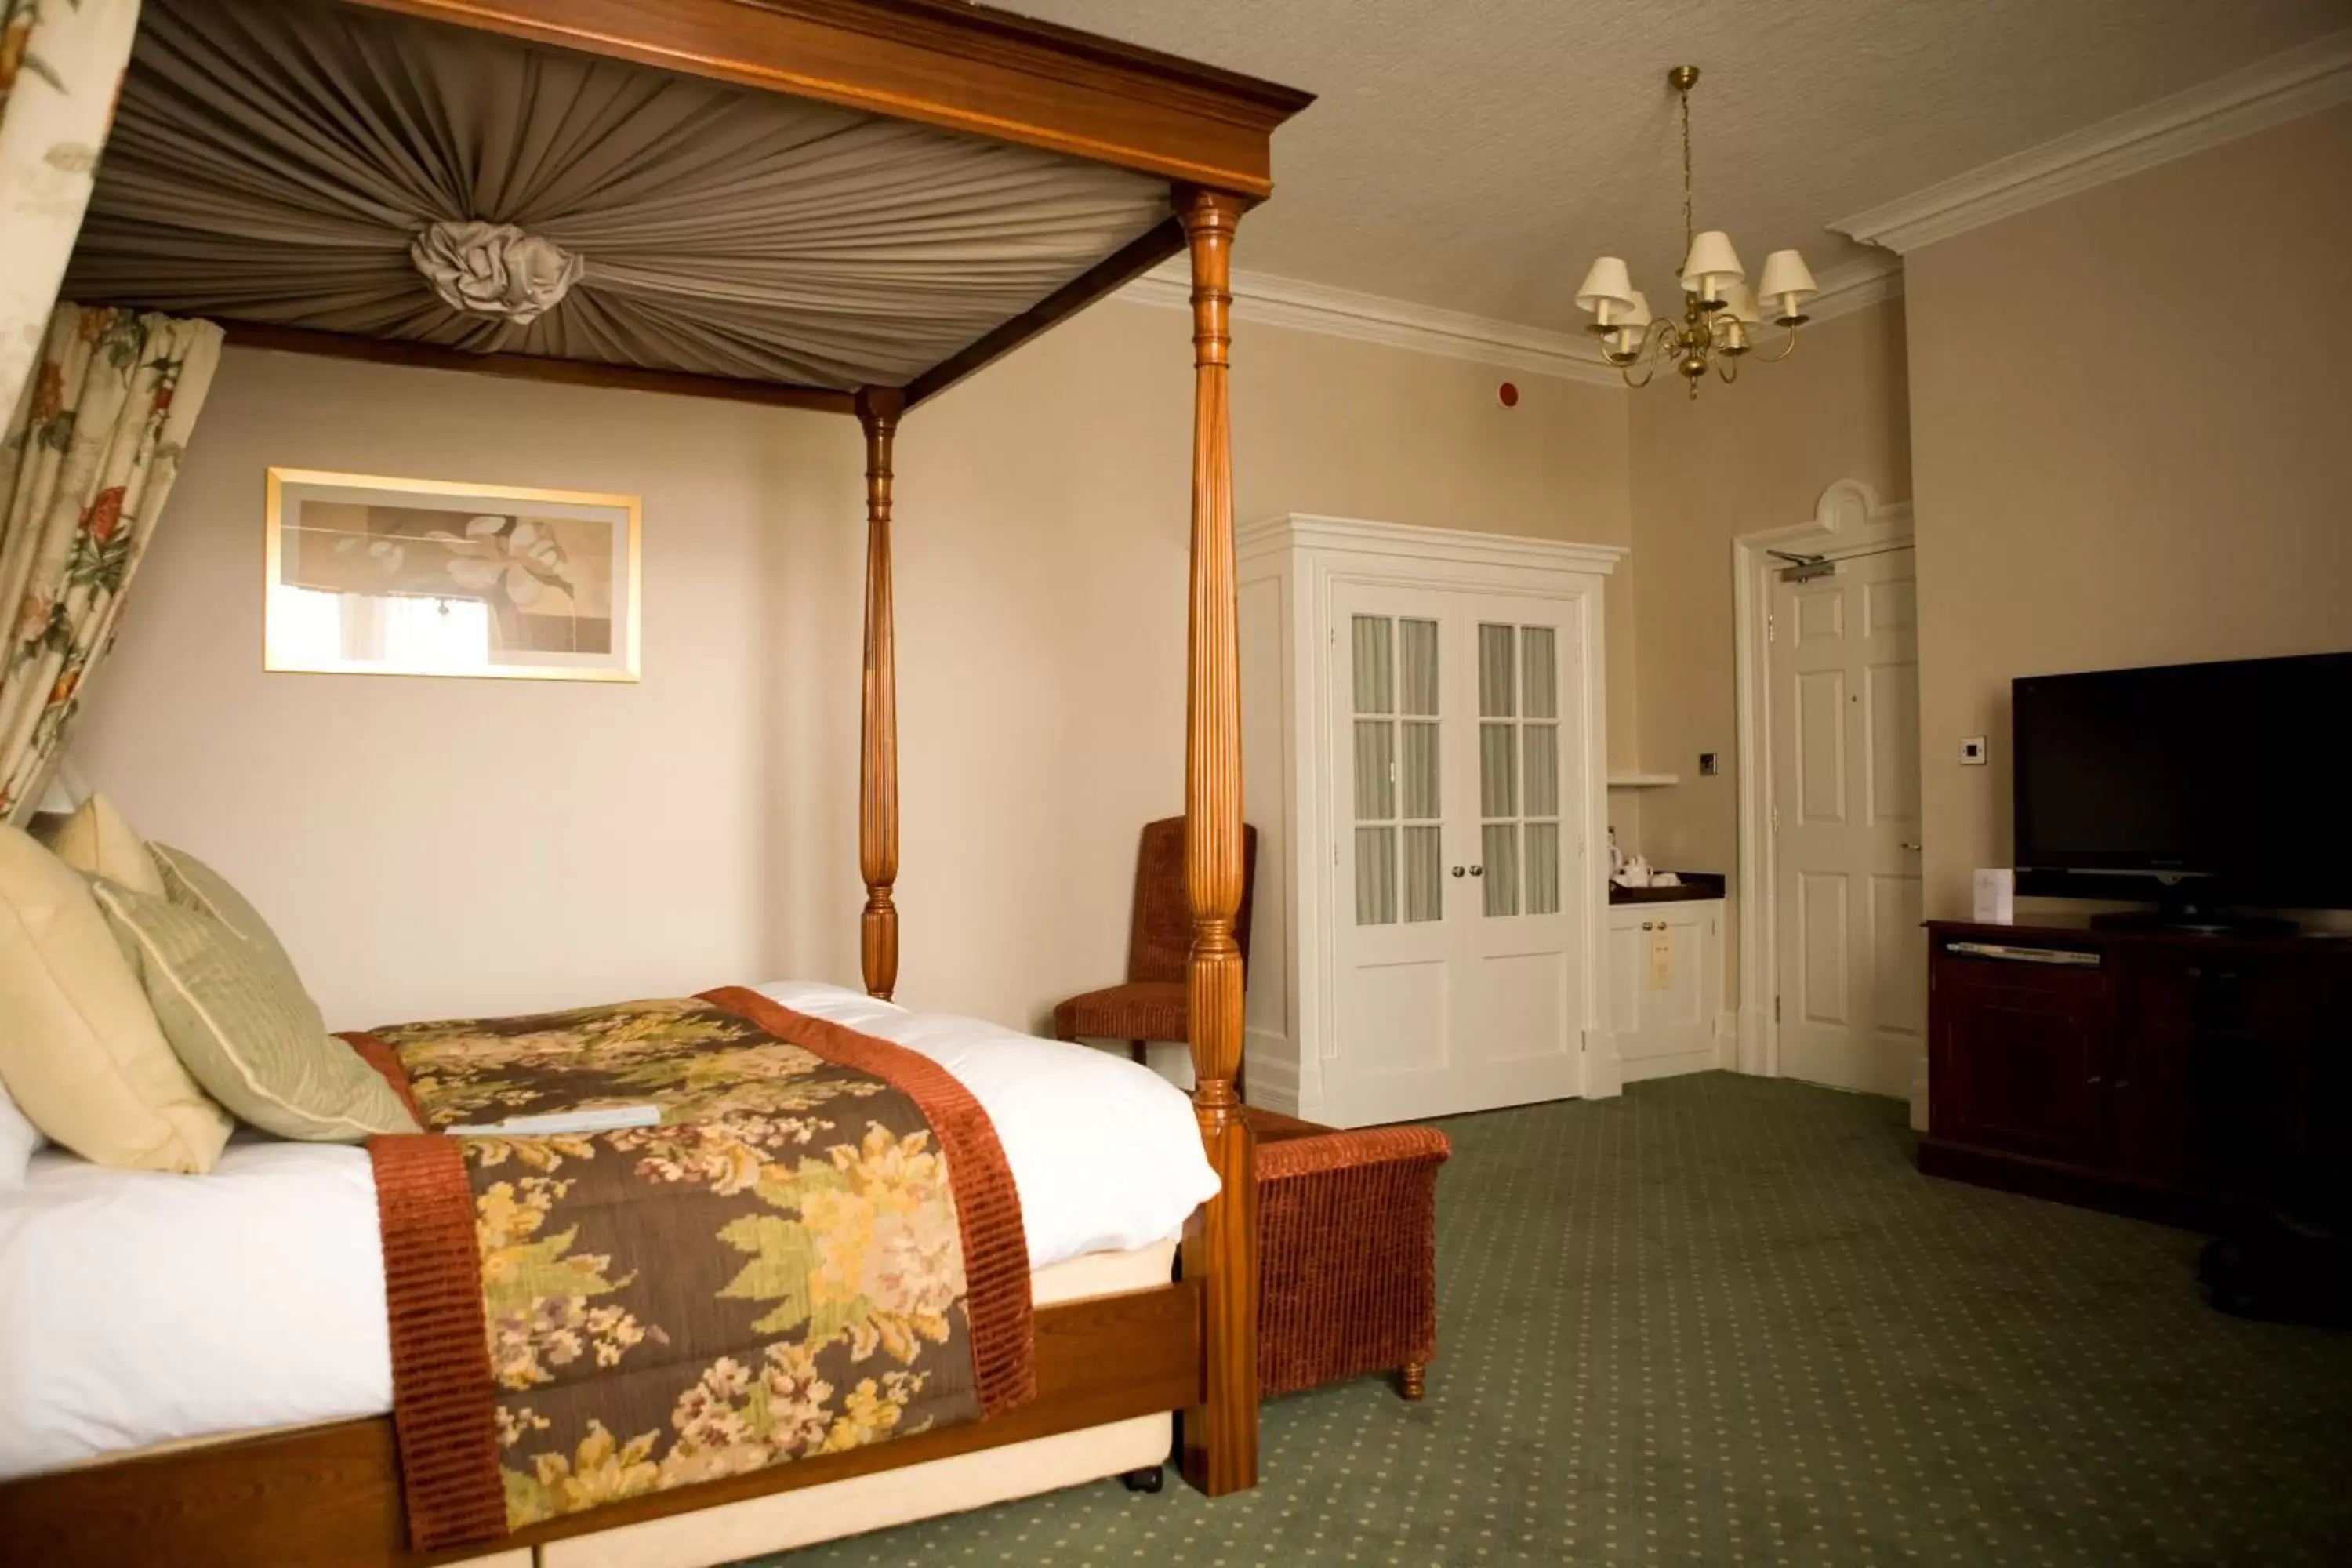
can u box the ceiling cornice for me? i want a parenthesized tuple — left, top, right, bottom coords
(1118, 265, 1621, 384)
(1116, 258, 1902, 387)
(1832, 28, 2352, 255)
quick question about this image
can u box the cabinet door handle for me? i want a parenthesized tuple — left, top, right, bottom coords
(2087, 1075, 2105, 1087)
(1900, 841, 1922, 851)
(1469, 865, 1484, 877)
(2113, 1079, 2131, 1092)
(1450, 866, 1466, 878)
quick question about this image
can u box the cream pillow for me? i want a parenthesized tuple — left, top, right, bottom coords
(91, 882, 416, 1142)
(0, 826, 230, 1172)
(45, 792, 168, 897)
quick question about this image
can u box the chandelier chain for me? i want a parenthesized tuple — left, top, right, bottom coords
(1679, 77, 1694, 257)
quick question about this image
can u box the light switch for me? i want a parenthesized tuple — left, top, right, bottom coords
(1959, 736, 1988, 765)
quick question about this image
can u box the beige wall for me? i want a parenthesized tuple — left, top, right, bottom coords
(1907, 103, 2352, 920)
(71, 300, 1630, 1033)
(1617, 297, 1914, 1004)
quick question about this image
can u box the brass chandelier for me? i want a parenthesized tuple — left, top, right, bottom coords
(1574, 67, 1819, 397)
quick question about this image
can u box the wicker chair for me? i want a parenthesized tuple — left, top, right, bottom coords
(1051, 816, 1258, 1078)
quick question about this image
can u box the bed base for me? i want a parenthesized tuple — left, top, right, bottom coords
(0, 1280, 1200, 1568)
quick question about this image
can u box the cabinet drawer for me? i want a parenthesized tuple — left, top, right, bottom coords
(1933, 940, 2107, 1002)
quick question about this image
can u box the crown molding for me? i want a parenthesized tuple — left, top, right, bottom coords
(1116, 256, 1902, 386)
(1806, 259, 1904, 321)
(1118, 265, 1621, 384)
(1832, 28, 2352, 254)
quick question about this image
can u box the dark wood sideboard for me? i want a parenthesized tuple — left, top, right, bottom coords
(1923, 919, 2352, 1229)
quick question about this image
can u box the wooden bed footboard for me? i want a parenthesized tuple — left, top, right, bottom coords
(0, 1281, 1202, 1568)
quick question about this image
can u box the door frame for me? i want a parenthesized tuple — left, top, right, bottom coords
(1730, 479, 1914, 1083)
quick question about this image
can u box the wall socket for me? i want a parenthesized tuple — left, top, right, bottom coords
(1698, 752, 1718, 776)
(1959, 736, 1988, 765)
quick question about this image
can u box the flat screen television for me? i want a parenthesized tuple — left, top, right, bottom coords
(2012, 651, 2352, 925)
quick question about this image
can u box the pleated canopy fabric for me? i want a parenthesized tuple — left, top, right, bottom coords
(63, 0, 1173, 390)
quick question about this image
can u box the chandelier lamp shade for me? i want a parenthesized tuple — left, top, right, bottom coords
(1574, 67, 1818, 396)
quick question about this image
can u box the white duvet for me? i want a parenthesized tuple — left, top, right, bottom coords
(0, 982, 1217, 1480)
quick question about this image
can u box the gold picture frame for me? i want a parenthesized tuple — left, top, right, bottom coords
(263, 468, 641, 682)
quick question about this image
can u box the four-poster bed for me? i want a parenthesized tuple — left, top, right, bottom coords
(0, 0, 1312, 1561)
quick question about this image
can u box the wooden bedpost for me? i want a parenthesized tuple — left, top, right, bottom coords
(856, 385, 906, 1000)
(1175, 185, 1258, 1498)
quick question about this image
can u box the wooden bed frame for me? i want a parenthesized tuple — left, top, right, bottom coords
(0, 2, 1311, 1562)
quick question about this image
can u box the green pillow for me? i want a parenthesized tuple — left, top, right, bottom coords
(148, 844, 310, 1001)
(89, 880, 416, 1142)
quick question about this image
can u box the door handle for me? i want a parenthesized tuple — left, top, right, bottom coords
(1451, 866, 1466, 878)
(1900, 842, 1922, 851)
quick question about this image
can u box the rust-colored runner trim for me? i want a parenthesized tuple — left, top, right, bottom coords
(700, 986, 1037, 1416)
(339, 1030, 425, 1125)
(368, 1133, 505, 1552)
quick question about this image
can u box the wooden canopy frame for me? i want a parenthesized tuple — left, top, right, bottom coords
(0, 2, 1311, 1563)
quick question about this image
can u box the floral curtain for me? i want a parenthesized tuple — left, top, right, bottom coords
(0, 303, 220, 819)
(2, 0, 143, 422)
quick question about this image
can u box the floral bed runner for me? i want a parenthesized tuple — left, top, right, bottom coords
(354, 987, 1033, 1552)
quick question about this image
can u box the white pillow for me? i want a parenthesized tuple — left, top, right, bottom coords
(0, 1076, 42, 1192)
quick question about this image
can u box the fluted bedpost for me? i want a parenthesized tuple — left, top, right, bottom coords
(855, 385, 905, 1001)
(1175, 186, 1258, 1498)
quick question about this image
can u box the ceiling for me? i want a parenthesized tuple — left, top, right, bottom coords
(1004, 0, 2347, 331)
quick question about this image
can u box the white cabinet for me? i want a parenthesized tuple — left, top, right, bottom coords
(1237, 514, 1623, 1127)
(1606, 899, 1729, 1082)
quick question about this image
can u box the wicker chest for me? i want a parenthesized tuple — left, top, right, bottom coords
(1244, 1106, 1450, 1399)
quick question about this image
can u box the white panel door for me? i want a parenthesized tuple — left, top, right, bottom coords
(1459, 604, 1584, 1112)
(1330, 588, 1588, 1123)
(1769, 549, 1924, 1097)
(1332, 589, 1462, 1125)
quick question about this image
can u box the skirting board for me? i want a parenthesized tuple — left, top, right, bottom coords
(1620, 1048, 1719, 1085)
(1242, 1026, 1301, 1116)
(543, 1414, 1171, 1568)
(1736, 1004, 1775, 1078)
(1583, 1029, 1624, 1100)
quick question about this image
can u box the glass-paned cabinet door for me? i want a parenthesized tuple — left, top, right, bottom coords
(1351, 613, 1443, 925)
(1478, 622, 1563, 916)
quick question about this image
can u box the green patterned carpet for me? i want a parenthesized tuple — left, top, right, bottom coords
(753, 1073, 2352, 1566)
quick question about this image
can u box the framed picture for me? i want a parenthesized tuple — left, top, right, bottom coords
(264, 469, 641, 682)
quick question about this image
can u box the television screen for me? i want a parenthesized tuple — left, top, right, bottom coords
(2012, 652, 2352, 910)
